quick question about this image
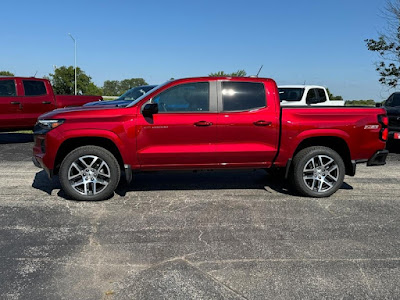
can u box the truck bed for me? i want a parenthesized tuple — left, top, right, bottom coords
(274, 106, 387, 167)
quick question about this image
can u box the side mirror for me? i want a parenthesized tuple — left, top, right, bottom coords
(375, 102, 382, 107)
(142, 103, 158, 117)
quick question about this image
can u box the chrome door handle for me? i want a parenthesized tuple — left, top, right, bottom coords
(253, 120, 272, 126)
(194, 121, 213, 127)
(11, 101, 22, 109)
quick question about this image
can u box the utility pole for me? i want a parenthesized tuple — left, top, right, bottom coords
(68, 33, 77, 95)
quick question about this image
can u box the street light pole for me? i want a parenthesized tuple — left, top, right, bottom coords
(68, 33, 77, 95)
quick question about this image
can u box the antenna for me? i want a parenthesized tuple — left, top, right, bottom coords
(33, 71, 38, 77)
(256, 65, 263, 77)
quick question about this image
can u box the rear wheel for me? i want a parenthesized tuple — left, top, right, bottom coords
(59, 146, 121, 201)
(291, 146, 345, 197)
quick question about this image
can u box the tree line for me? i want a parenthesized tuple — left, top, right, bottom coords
(0, 68, 148, 96)
(0, 69, 379, 105)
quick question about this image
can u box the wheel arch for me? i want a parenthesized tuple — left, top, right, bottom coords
(290, 136, 354, 176)
(53, 137, 124, 175)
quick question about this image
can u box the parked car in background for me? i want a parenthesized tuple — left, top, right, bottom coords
(379, 92, 400, 140)
(278, 85, 344, 106)
(84, 85, 157, 107)
(33, 76, 388, 201)
(0, 77, 102, 131)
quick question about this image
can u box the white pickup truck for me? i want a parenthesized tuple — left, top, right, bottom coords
(278, 85, 345, 106)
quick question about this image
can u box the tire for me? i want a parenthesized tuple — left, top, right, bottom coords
(291, 146, 345, 198)
(59, 146, 121, 201)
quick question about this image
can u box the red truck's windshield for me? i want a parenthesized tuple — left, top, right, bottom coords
(126, 81, 170, 108)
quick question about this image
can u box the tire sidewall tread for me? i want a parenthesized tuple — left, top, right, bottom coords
(59, 145, 121, 201)
(291, 146, 345, 198)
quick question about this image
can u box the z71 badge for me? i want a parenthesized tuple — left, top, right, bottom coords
(364, 125, 379, 130)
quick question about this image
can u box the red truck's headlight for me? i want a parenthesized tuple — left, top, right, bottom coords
(34, 119, 65, 134)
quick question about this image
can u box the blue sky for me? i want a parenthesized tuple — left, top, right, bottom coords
(0, 0, 392, 100)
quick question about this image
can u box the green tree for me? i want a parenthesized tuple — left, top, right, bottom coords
(86, 82, 103, 95)
(326, 88, 343, 100)
(102, 78, 148, 96)
(103, 80, 120, 96)
(119, 78, 148, 94)
(0, 71, 14, 76)
(365, 0, 400, 87)
(209, 70, 247, 77)
(345, 100, 376, 106)
(49, 66, 101, 95)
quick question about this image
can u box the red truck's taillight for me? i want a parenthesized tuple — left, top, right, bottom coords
(379, 115, 388, 126)
(378, 114, 389, 142)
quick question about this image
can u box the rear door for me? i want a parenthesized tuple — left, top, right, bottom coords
(21, 79, 56, 125)
(0, 79, 23, 130)
(215, 80, 279, 167)
(136, 81, 218, 167)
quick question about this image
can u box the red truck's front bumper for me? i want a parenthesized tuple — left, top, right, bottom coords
(32, 132, 58, 178)
(32, 154, 53, 178)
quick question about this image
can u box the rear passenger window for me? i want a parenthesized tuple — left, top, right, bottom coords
(23, 80, 47, 96)
(385, 95, 393, 107)
(316, 89, 327, 102)
(0, 80, 16, 96)
(306, 89, 318, 103)
(393, 94, 400, 106)
(222, 82, 265, 111)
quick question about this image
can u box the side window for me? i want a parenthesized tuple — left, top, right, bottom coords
(23, 80, 47, 96)
(385, 95, 393, 107)
(222, 82, 265, 111)
(153, 82, 209, 112)
(0, 80, 16, 96)
(316, 89, 327, 102)
(306, 89, 318, 104)
(393, 93, 400, 106)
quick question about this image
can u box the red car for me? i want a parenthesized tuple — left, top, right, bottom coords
(33, 77, 388, 200)
(0, 77, 102, 131)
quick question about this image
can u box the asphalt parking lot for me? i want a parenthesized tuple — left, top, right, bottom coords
(0, 132, 399, 299)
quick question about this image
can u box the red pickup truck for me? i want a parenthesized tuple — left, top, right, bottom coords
(0, 77, 102, 131)
(32, 77, 389, 201)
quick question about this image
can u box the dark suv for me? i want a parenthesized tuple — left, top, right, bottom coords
(381, 92, 400, 139)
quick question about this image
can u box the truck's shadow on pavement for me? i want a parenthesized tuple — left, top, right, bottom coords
(115, 170, 353, 197)
(32, 170, 62, 196)
(0, 133, 33, 144)
(32, 171, 89, 201)
(32, 169, 353, 200)
(116, 169, 295, 196)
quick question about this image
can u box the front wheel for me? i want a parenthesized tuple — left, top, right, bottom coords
(291, 146, 345, 197)
(59, 146, 121, 201)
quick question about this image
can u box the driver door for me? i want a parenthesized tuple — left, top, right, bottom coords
(0, 79, 23, 130)
(136, 81, 218, 168)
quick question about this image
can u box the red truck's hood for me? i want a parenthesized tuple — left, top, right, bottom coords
(38, 105, 128, 120)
